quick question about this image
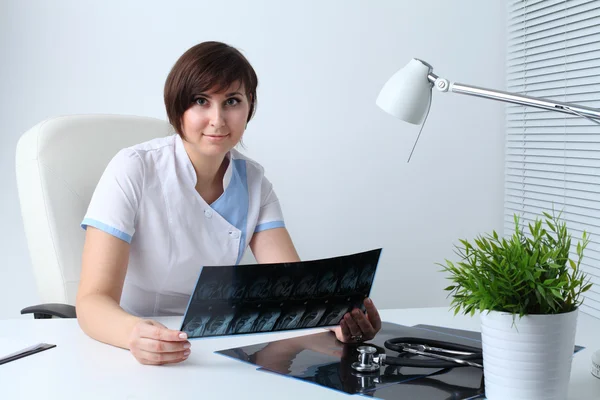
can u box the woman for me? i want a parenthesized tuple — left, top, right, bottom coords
(76, 41, 381, 365)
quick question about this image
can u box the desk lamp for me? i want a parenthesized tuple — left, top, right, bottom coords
(377, 58, 600, 162)
(375, 58, 600, 381)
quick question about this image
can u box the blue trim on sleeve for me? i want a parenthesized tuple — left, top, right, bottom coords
(81, 218, 133, 244)
(254, 221, 285, 233)
(211, 159, 249, 265)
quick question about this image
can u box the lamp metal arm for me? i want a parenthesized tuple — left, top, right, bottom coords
(425, 72, 600, 121)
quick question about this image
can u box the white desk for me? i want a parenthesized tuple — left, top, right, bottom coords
(1, 307, 598, 399)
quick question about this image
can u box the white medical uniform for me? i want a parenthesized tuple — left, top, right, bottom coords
(81, 134, 285, 317)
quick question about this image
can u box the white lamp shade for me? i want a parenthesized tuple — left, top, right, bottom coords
(376, 58, 433, 125)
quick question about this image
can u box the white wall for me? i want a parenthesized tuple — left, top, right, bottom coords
(0, 0, 506, 319)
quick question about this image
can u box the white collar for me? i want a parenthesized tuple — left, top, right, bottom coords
(174, 134, 233, 189)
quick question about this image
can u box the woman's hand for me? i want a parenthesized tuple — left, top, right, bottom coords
(330, 298, 381, 344)
(127, 320, 191, 365)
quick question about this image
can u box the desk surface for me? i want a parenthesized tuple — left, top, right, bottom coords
(1, 307, 598, 399)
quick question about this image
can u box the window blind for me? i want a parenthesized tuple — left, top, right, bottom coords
(506, 0, 600, 320)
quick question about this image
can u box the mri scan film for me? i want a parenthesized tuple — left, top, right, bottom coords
(180, 248, 382, 338)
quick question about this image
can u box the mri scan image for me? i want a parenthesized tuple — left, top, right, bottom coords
(253, 309, 282, 332)
(319, 305, 349, 326)
(292, 273, 318, 299)
(194, 278, 222, 301)
(297, 306, 327, 328)
(182, 314, 210, 337)
(222, 280, 247, 301)
(248, 276, 271, 299)
(316, 270, 339, 297)
(227, 310, 260, 334)
(274, 307, 306, 331)
(204, 313, 235, 336)
(339, 266, 359, 293)
(357, 264, 376, 291)
(271, 275, 295, 298)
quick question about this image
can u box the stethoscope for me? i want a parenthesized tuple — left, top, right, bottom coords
(351, 337, 484, 372)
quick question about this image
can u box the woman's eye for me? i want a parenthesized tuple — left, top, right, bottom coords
(195, 98, 207, 106)
(226, 98, 240, 106)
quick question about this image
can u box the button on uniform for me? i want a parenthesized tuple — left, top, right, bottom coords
(229, 230, 240, 239)
(204, 209, 213, 218)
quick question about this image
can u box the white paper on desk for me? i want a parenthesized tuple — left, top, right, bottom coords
(0, 338, 45, 362)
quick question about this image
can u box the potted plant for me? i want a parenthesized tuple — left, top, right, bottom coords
(440, 211, 593, 400)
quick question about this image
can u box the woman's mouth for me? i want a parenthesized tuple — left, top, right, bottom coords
(203, 133, 230, 141)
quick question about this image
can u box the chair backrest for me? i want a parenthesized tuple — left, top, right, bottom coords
(16, 114, 173, 305)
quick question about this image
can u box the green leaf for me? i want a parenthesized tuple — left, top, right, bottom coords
(530, 249, 539, 267)
(538, 285, 546, 298)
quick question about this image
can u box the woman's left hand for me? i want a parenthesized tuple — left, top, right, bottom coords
(330, 298, 381, 344)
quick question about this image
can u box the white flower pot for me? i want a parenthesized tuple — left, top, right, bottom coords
(480, 308, 578, 400)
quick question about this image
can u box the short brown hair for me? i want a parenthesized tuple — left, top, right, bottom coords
(164, 41, 258, 136)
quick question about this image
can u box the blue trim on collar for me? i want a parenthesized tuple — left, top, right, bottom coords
(211, 159, 248, 265)
(81, 218, 132, 243)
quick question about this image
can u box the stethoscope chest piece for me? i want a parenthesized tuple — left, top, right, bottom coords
(351, 346, 381, 372)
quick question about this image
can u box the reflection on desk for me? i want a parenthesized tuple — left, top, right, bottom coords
(217, 321, 485, 399)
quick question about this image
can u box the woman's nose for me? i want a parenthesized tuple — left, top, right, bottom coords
(210, 106, 225, 127)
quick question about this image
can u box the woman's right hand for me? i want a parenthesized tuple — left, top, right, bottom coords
(127, 319, 191, 365)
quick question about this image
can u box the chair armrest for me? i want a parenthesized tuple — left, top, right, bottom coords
(21, 303, 77, 319)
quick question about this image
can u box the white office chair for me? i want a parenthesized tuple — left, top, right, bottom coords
(16, 114, 174, 318)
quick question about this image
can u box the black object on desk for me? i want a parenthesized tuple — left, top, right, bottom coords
(0, 343, 56, 366)
(216, 322, 486, 399)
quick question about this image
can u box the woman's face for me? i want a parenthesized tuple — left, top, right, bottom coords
(181, 81, 250, 157)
